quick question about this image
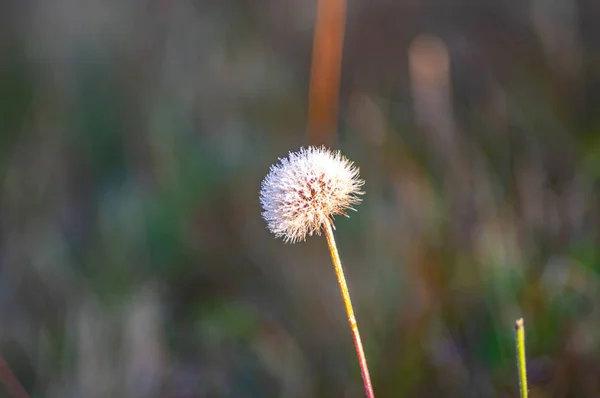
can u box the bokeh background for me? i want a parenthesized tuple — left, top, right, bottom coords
(1, 0, 600, 397)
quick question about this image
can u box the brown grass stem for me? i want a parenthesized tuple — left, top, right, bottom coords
(307, 0, 346, 146)
(323, 220, 374, 398)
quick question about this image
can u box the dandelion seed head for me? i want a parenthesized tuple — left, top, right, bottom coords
(260, 146, 364, 243)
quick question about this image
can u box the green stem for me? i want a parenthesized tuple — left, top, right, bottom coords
(515, 318, 528, 398)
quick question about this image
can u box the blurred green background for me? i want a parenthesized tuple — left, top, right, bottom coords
(1, 1, 599, 397)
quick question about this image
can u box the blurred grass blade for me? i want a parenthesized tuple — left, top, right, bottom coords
(307, 0, 346, 146)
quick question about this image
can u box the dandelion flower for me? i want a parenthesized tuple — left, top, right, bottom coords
(260, 146, 374, 398)
(260, 146, 364, 243)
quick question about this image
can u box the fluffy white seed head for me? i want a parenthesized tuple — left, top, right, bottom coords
(260, 146, 364, 243)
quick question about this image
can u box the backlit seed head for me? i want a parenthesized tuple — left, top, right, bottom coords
(260, 146, 364, 243)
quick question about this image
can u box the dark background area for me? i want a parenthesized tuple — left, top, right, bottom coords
(1, 0, 599, 397)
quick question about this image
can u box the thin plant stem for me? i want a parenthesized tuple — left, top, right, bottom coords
(515, 318, 528, 398)
(323, 220, 374, 398)
(307, 0, 346, 146)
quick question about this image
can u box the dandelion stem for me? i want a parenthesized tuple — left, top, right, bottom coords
(323, 220, 374, 398)
(515, 318, 528, 398)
